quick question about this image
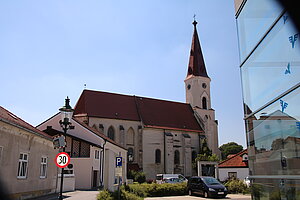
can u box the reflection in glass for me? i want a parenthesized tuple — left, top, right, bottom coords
(246, 87, 300, 176)
(237, 0, 283, 61)
(241, 13, 300, 114)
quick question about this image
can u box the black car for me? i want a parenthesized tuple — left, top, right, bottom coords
(188, 176, 227, 198)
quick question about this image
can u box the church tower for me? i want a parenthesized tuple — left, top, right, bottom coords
(184, 20, 220, 156)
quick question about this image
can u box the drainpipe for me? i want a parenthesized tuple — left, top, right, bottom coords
(99, 139, 107, 188)
(164, 129, 166, 174)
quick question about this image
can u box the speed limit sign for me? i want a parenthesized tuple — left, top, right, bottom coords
(55, 152, 70, 168)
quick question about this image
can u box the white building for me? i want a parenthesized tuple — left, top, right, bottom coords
(37, 113, 127, 191)
(218, 149, 249, 182)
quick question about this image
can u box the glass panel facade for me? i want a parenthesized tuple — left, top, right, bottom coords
(237, 0, 283, 61)
(241, 13, 300, 114)
(246, 87, 300, 176)
(236, 0, 300, 199)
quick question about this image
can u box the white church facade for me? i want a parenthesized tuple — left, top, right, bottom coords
(72, 20, 220, 180)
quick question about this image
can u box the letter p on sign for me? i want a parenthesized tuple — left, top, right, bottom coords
(116, 157, 122, 167)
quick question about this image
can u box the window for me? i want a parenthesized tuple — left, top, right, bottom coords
(174, 150, 180, 165)
(71, 139, 90, 158)
(128, 147, 134, 163)
(17, 153, 28, 178)
(40, 156, 47, 178)
(95, 150, 100, 159)
(127, 128, 135, 145)
(228, 172, 237, 179)
(192, 151, 197, 162)
(202, 97, 207, 109)
(108, 126, 115, 141)
(155, 149, 161, 164)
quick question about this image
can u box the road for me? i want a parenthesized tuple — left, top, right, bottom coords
(145, 194, 251, 200)
(29, 191, 250, 200)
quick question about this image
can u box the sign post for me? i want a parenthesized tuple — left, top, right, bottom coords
(55, 152, 71, 168)
(116, 157, 122, 200)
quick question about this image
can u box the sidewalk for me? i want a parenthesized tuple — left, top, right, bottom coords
(28, 190, 99, 200)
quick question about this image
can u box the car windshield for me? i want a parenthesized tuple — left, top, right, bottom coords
(156, 175, 163, 180)
(202, 177, 220, 185)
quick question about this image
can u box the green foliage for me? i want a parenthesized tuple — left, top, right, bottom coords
(224, 179, 248, 194)
(200, 138, 212, 156)
(126, 182, 187, 197)
(269, 189, 281, 200)
(97, 190, 113, 200)
(251, 183, 264, 200)
(219, 142, 243, 160)
(121, 189, 143, 200)
(195, 153, 219, 162)
(127, 170, 146, 184)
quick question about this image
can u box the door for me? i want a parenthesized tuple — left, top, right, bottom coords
(93, 170, 98, 188)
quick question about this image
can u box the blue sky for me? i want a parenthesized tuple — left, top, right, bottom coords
(0, 1, 246, 147)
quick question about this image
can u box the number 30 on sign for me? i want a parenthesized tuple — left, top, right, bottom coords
(55, 152, 70, 168)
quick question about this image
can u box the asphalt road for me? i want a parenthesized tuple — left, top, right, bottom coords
(145, 194, 251, 200)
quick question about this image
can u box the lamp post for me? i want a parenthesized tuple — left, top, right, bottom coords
(58, 97, 74, 200)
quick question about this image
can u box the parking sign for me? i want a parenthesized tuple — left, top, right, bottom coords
(116, 157, 122, 167)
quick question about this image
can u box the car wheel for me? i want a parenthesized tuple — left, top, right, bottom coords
(204, 191, 209, 198)
(188, 189, 193, 196)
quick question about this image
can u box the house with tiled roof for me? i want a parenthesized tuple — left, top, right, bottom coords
(72, 20, 220, 180)
(0, 106, 57, 200)
(218, 149, 249, 181)
(37, 112, 127, 191)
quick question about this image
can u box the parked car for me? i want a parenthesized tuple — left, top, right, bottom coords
(164, 177, 185, 184)
(156, 174, 187, 184)
(188, 176, 228, 198)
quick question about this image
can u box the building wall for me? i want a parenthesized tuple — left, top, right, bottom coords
(219, 168, 249, 182)
(142, 128, 200, 180)
(236, 0, 300, 199)
(88, 117, 142, 167)
(0, 121, 57, 200)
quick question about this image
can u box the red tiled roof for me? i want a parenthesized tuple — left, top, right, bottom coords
(0, 106, 52, 140)
(187, 20, 209, 78)
(74, 90, 203, 133)
(218, 149, 248, 168)
(72, 118, 126, 150)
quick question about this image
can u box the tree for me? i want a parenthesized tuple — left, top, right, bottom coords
(219, 142, 243, 160)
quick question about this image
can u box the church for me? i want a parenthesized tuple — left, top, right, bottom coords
(73, 20, 219, 180)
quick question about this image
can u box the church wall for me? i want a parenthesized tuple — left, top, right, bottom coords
(142, 128, 201, 180)
(88, 117, 142, 166)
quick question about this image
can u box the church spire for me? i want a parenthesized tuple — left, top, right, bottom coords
(187, 20, 209, 78)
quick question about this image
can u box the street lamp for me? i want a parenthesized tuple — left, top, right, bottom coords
(58, 97, 74, 200)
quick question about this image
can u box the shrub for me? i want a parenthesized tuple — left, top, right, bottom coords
(251, 183, 264, 200)
(126, 182, 187, 197)
(97, 190, 113, 200)
(127, 170, 146, 184)
(224, 179, 248, 194)
(121, 189, 143, 200)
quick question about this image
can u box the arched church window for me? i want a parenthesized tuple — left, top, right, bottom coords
(202, 97, 207, 110)
(174, 150, 180, 165)
(128, 147, 134, 163)
(127, 128, 135, 145)
(192, 151, 197, 162)
(108, 126, 115, 141)
(155, 149, 161, 164)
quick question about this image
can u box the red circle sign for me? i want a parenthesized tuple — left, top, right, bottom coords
(55, 152, 71, 168)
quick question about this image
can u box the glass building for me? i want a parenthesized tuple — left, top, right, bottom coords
(235, 0, 300, 199)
